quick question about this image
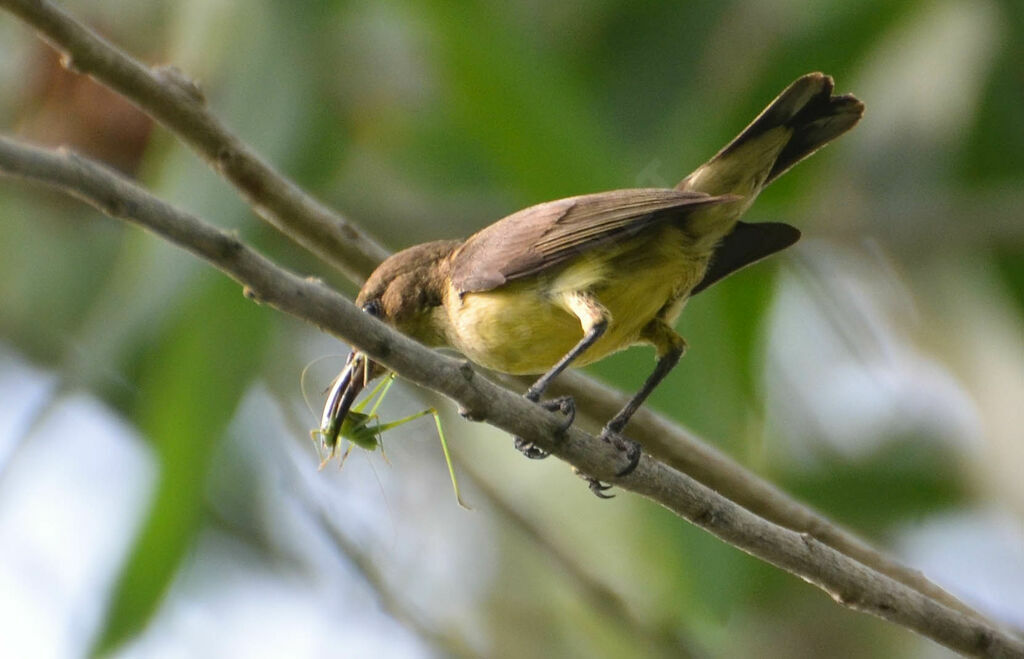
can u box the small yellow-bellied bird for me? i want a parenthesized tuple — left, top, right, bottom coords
(325, 73, 863, 494)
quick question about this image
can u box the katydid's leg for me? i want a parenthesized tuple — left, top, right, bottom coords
(431, 410, 470, 510)
(364, 374, 396, 420)
(516, 292, 608, 459)
(372, 408, 470, 510)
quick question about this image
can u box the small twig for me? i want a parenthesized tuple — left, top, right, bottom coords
(2, 137, 1021, 657)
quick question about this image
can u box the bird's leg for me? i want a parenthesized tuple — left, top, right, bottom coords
(604, 321, 686, 436)
(515, 292, 608, 459)
(597, 320, 687, 480)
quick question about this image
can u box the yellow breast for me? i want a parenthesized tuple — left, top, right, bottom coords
(442, 225, 709, 375)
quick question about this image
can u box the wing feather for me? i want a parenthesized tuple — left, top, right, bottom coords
(451, 188, 734, 294)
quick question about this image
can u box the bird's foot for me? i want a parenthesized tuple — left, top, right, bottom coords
(513, 435, 549, 459)
(575, 468, 616, 499)
(574, 429, 643, 499)
(513, 395, 576, 460)
(599, 426, 643, 477)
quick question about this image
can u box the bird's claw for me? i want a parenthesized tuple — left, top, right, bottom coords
(515, 395, 640, 500)
(513, 395, 576, 460)
(588, 477, 615, 499)
(571, 467, 615, 498)
(541, 395, 576, 432)
(574, 430, 643, 498)
(514, 435, 550, 459)
(600, 427, 642, 477)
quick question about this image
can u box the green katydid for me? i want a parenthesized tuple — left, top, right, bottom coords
(310, 352, 470, 509)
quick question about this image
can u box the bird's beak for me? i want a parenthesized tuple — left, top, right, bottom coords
(318, 350, 374, 452)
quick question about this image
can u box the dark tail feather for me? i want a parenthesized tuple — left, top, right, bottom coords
(709, 73, 864, 186)
(764, 80, 864, 184)
(691, 221, 801, 295)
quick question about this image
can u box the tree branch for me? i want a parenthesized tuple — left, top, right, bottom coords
(0, 0, 388, 283)
(548, 370, 987, 624)
(2, 136, 1021, 657)
(0, 0, 1001, 641)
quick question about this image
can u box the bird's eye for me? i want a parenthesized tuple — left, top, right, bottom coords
(362, 300, 382, 317)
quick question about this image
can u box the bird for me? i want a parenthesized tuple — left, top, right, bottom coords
(323, 72, 863, 493)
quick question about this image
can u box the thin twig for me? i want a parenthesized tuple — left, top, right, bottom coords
(0, 0, 994, 627)
(1, 137, 1021, 657)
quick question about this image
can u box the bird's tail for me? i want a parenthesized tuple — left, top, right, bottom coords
(676, 72, 863, 243)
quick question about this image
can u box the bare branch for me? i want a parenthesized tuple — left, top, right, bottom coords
(0, 0, 388, 283)
(549, 370, 989, 624)
(1, 136, 1021, 658)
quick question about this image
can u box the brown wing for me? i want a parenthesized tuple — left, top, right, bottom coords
(450, 188, 734, 294)
(690, 221, 800, 295)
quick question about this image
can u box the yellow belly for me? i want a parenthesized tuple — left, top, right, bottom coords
(443, 226, 709, 374)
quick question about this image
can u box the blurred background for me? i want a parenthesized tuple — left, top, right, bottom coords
(1, 0, 1022, 657)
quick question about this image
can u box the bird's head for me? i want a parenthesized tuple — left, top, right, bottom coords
(319, 240, 460, 449)
(354, 239, 460, 343)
